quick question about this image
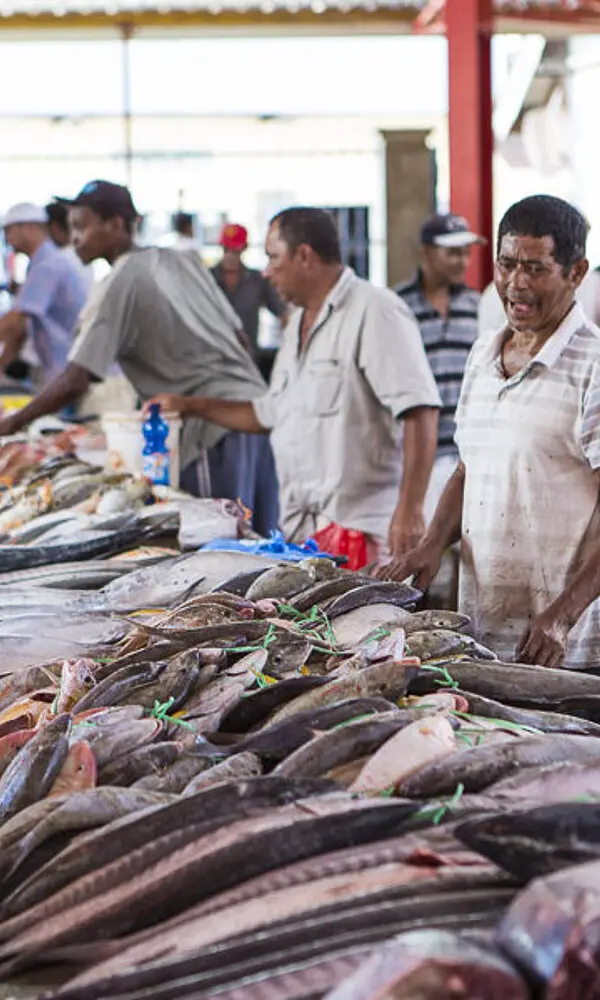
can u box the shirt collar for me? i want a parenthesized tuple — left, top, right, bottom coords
(311, 266, 355, 327)
(482, 301, 587, 371)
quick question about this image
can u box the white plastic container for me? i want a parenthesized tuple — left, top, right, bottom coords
(102, 411, 182, 486)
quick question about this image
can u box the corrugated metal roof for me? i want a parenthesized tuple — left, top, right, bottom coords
(0, 0, 421, 13)
(0, 0, 597, 17)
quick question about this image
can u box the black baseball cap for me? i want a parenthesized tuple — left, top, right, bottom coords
(56, 180, 138, 220)
(420, 213, 485, 248)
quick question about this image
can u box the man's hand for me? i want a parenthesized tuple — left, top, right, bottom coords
(374, 538, 443, 589)
(388, 503, 425, 560)
(516, 607, 570, 668)
(144, 394, 191, 417)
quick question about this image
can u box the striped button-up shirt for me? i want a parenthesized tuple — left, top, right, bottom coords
(396, 274, 479, 458)
(455, 303, 600, 669)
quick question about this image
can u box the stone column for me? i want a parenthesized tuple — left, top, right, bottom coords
(380, 129, 435, 287)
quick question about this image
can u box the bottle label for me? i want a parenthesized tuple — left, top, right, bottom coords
(143, 453, 170, 486)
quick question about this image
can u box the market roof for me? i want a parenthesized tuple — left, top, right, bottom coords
(0, 0, 598, 33)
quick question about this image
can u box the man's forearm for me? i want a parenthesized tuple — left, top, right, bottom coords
(423, 460, 465, 552)
(548, 543, 600, 630)
(397, 406, 438, 511)
(0, 311, 26, 374)
(1, 363, 91, 434)
(182, 397, 267, 434)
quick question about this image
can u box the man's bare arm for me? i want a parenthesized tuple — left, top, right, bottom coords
(146, 394, 267, 434)
(517, 467, 600, 667)
(0, 311, 27, 373)
(377, 461, 465, 585)
(388, 406, 439, 557)
(0, 363, 91, 436)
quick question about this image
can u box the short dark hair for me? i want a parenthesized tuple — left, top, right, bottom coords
(45, 201, 69, 232)
(270, 207, 341, 265)
(497, 195, 588, 269)
(173, 212, 193, 235)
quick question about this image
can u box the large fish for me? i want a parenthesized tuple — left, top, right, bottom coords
(332, 605, 415, 649)
(183, 752, 262, 794)
(486, 760, 600, 803)
(455, 688, 600, 737)
(350, 715, 456, 795)
(51, 869, 515, 1000)
(409, 659, 600, 707)
(0, 796, 419, 967)
(0, 713, 71, 822)
(405, 629, 496, 662)
(496, 858, 600, 996)
(80, 552, 280, 613)
(398, 734, 600, 797)
(457, 801, 600, 880)
(245, 566, 315, 601)
(0, 561, 135, 591)
(99, 743, 185, 788)
(218, 675, 330, 733)
(273, 711, 412, 779)
(324, 929, 529, 1000)
(267, 659, 418, 725)
(326, 581, 421, 619)
(71, 661, 170, 715)
(0, 515, 173, 573)
(0, 787, 174, 888)
(0, 777, 335, 926)
(238, 698, 400, 762)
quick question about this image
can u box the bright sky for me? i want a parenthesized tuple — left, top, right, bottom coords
(0, 34, 519, 117)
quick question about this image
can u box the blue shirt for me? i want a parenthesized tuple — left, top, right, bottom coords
(16, 240, 88, 384)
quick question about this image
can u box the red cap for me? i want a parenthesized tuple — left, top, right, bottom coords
(219, 223, 248, 251)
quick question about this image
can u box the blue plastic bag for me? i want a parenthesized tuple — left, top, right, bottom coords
(199, 530, 335, 563)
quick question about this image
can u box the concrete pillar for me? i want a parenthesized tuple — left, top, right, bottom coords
(380, 129, 435, 287)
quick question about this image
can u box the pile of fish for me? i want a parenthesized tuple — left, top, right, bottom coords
(2, 549, 600, 997)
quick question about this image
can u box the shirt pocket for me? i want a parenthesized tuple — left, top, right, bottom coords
(304, 359, 344, 416)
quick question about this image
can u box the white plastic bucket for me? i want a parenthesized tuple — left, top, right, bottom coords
(102, 411, 182, 486)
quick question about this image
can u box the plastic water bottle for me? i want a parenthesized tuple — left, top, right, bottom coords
(142, 403, 170, 486)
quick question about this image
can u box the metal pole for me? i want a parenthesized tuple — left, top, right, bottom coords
(121, 23, 134, 187)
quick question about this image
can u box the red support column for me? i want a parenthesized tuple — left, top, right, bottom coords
(446, 0, 494, 290)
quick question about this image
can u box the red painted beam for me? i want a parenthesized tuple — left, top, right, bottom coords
(447, 0, 494, 291)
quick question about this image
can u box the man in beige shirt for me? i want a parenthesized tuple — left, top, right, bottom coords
(150, 207, 440, 561)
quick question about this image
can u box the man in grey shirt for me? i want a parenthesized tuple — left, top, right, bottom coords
(0, 180, 279, 536)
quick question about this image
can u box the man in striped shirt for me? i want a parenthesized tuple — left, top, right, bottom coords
(396, 214, 482, 519)
(381, 195, 600, 671)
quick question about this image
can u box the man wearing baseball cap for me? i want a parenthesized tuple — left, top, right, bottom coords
(395, 212, 483, 519)
(212, 223, 287, 379)
(0, 202, 88, 387)
(0, 180, 278, 536)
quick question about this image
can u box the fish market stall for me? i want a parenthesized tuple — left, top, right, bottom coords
(1, 436, 600, 998)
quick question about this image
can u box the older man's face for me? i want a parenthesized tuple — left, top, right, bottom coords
(263, 222, 302, 305)
(495, 233, 586, 334)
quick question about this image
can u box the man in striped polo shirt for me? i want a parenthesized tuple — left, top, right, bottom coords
(382, 195, 600, 671)
(396, 214, 482, 520)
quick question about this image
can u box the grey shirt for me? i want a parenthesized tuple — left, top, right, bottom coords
(211, 263, 286, 349)
(253, 268, 441, 539)
(69, 247, 266, 468)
